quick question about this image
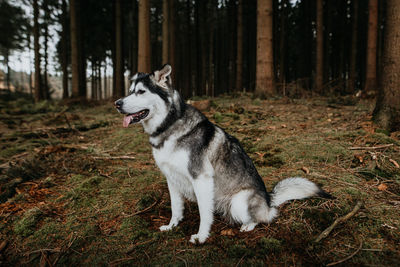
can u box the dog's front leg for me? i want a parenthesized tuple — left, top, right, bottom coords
(190, 176, 214, 244)
(160, 179, 184, 231)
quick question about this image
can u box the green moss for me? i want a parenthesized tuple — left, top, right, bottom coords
(14, 207, 43, 237)
(257, 237, 282, 252)
(213, 112, 223, 123)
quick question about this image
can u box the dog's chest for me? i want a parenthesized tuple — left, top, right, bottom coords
(152, 139, 190, 178)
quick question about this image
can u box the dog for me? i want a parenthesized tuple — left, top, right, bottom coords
(115, 64, 332, 244)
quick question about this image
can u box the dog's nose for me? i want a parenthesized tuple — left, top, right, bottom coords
(114, 99, 123, 109)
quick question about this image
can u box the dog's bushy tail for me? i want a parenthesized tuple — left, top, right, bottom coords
(270, 177, 332, 207)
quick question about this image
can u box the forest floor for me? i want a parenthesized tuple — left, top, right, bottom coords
(0, 92, 399, 266)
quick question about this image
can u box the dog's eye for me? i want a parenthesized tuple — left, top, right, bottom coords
(137, 90, 145, 95)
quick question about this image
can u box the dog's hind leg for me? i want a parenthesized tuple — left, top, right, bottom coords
(230, 190, 259, 232)
(160, 179, 185, 231)
(189, 176, 214, 244)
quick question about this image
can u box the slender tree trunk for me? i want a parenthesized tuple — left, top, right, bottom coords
(208, 1, 216, 97)
(5, 49, 10, 91)
(43, 0, 50, 99)
(61, 0, 68, 99)
(138, 0, 151, 73)
(169, 0, 176, 84)
(70, 0, 85, 98)
(364, 0, 378, 95)
(279, 0, 287, 87)
(28, 32, 33, 97)
(348, 0, 359, 93)
(91, 60, 96, 100)
(33, 0, 42, 102)
(236, 0, 243, 92)
(373, 0, 400, 131)
(97, 64, 102, 99)
(115, 0, 124, 97)
(255, 0, 275, 98)
(103, 62, 108, 98)
(315, 0, 324, 93)
(162, 0, 169, 64)
(186, 0, 192, 96)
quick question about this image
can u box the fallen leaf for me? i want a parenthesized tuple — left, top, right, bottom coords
(355, 155, 364, 163)
(301, 167, 310, 174)
(378, 183, 388, 191)
(389, 159, 399, 168)
(220, 229, 235, 236)
(281, 124, 287, 128)
(255, 152, 265, 158)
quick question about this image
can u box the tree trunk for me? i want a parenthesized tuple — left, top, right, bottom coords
(364, 0, 378, 95)
(236, 0, 243, 92)
(103, 62, 108, 98)
(186, 0, 192, 97)
(70, 0, 85, 98)
(373, 0, 400, 132)
(315, 0, 324, 93)
(279, 0, 287, 88)
(115, 0, 125, 97)
(169, 0, 176, 84)
(348, 0, 359, 93)
(61, 0, 68, 99)
(255, 0, 275, 98)
(33, 0, 42, 102)
(5, 49, 10, 91)
(138, 0, 151, 73)
(162, 0, 169, 64)
(43, 0, 50, 99)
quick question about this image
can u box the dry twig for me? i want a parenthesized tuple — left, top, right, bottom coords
(315, 201, 363, 243)
(326, 239, 363, 266)
(348, 144, 393, 150)
(123, 199, 160, 218)
(92, 156, 135, 160)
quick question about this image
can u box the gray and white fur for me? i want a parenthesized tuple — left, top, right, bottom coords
(115, 64, 332, 244)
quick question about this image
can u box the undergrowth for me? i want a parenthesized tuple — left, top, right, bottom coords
(0, 94, 399, 265)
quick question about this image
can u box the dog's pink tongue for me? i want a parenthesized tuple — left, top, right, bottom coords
(123, 115, 132, 128)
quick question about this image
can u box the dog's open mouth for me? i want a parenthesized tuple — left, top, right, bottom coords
(122, 109, 149, 127)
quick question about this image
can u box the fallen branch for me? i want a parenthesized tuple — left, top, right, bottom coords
(315, 200, 363, 243)
(123, 196, 162, 218)
(326, 239, 363, 266)
(348, 144, 393, 150)
(92, 156, 135, 160)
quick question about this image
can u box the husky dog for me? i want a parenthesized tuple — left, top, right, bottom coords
(115, 64, 332, 244)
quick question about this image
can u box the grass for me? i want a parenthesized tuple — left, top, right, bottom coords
(0, 93, 399, 265)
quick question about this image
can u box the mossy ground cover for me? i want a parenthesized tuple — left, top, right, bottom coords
(0, 93, 399, 266)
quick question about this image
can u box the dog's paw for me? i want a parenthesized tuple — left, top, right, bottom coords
(159, 225, 174, 231)
(240, 222, 257, 232)
(189, 233, 208, 244)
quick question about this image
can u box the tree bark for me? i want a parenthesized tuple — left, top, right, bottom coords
(348, 0, 358, 93)
(236, 0, 243, 92)
(114, 0, 125, 97)
(70, 0, 85, 98)
(43, 0, 50, 99)
(373, 0, 400, 132)
(162, 0, 169, 64)
(255, 0, 275, 98)
(138, 0, 151, 73)
(364, 0, 378, 95)
(33, 0, 42, 102)
(5, 49, 10, 91)
(61, 0, 68, 99)
(315, 0, 324, 93)
(169, 0, 176, 84)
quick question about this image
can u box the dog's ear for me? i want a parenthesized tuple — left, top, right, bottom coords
(153, 64, 172, 89)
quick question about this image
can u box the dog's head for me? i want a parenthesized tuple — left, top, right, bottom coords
(115, 64, 173, 128)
